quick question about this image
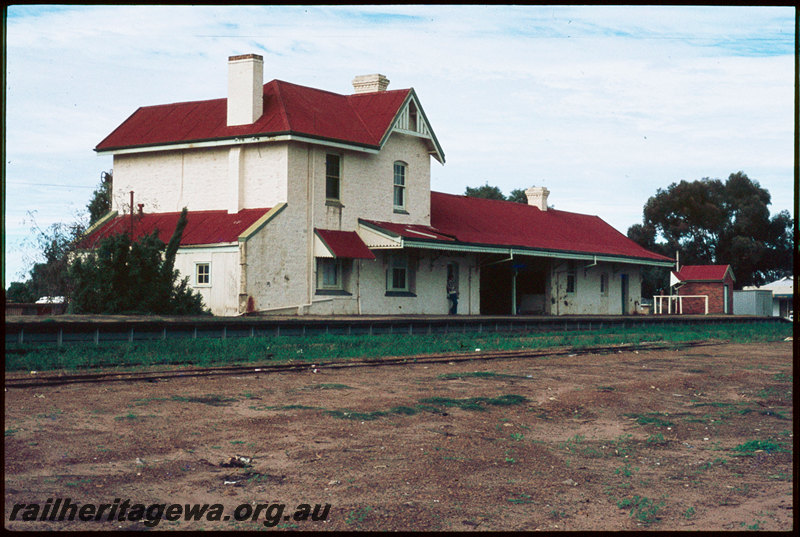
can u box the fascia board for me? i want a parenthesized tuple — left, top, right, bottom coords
(81, 210, 118, 238)
(402, 238, 676, 267)
(96, 134, 381, 156)
(176, 244, 238, 253)
(238, 203, 287, 242)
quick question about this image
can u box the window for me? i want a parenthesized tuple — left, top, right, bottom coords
(196, 263, 210, 286)
(325, 154, 341, 201)
(386, 253, 415, 295)
(600, 273, 608, 296)
(393, 161, 406, 211)
(566, 262, 576, 294)
(317, 258, 342, 290)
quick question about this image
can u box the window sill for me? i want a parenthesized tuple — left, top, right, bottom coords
(385, 291, 416, 298)
(325, 200, 344, 209)
(393, 208, 409, 215)
(315, 289, 351, 296)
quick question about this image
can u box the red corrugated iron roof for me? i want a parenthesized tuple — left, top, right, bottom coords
(359, 220, 457, 243)
(79, 208, 270, 248)
(95, 80, 411, 152)
(315, 229, 375, 259)
(422, 192, 671, 261)
(672, 265, 735, 282)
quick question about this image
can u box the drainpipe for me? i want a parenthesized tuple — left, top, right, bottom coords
(129, 191, 134, 237)
(511, 265, 517, 316)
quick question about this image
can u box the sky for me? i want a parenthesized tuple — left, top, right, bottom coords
(3, 4, 796, 288)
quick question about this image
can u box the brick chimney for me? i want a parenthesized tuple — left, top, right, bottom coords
(525, 186, 550, 211)
(227, 54, 264, 126)
(352, 74, 390, 94)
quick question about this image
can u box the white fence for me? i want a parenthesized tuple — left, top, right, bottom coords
(653, 295, 708, 315)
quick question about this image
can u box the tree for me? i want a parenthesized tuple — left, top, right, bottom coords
(69, 208, 207, 315)
(465, 183, 528, 204)
(628, 172, 793, 289)
(87, 171, 113, 226)
(6, 171, 114, 301)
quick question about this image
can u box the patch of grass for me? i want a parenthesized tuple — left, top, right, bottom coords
(624, 412, 674, 427)
(326, 394, 529, 421)
(419, 394, 528, 411)
(646, 433, 668, 445)
(691, 402, 735, 408)
(170, 394, 237, 407)
(5, 428, 19, 437)
(114, 412, 140, 421)
(732, 440, 790, 455)
(758, 409, 789, 420)
(324, 409, 387, 421)
(438, 371, 528, 380)
(507, 493, 533, 504)
(7, 321, 789, 372)
(305, 383, 353, 390)
(684, 506, 696, 519)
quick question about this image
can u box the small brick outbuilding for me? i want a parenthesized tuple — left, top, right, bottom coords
(671, 265, 736, 314)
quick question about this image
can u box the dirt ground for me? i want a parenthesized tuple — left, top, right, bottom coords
(4, 340, 794, 531)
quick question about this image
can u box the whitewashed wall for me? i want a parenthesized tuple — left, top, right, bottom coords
(112, 143, 289, 214)
(173, 246, 240, 316)
(546, 261, 642, 315)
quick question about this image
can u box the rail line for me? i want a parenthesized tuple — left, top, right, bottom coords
(4, 340, 720, 389)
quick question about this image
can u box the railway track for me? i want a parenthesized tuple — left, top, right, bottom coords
(4, 340, 719, 389)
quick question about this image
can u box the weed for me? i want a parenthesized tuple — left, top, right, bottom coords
(610, 434, 635, 457)
(646, 433, 667, 445)
(615, 463, 639, 477)
(5, 428, 19, 437)
(507, 493, 533, 504)
(695, 458, 727, 472)
(741, 520, 763, 530)
(617, 495, 665, 525)
(559, 434, 585, 451)
(683, 506, 696, 519)
(345, 506, 373, 526)
(549, 509, 567, 519)
(510, 433, 524, 441)
(114, 412, 139, 421)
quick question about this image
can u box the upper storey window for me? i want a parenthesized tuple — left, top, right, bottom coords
(393, 161, 407, 213)
(326, 154, 341, 201)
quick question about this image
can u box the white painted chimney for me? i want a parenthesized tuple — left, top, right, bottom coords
(227, 54, 264, 126)
(525, 186, 550, 211)
(352, 74, 390, 94)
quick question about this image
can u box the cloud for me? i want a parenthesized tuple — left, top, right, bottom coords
(4, 5, 794, 287)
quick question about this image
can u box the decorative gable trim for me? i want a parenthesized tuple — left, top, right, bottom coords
(381, 90, 445, 164)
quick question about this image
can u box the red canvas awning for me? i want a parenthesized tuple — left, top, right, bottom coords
(315, 229, 375, 259)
